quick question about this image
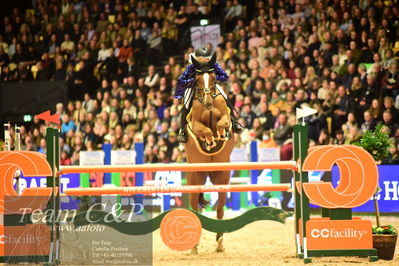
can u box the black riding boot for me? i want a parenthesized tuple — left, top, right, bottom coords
(228, 107, 244, 134)
(177, 107, 189, 143)
(231, 116, 244, 134)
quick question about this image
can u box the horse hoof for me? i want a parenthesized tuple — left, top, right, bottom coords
(215, 237, 224, 253)
(191, 245, 198, 255)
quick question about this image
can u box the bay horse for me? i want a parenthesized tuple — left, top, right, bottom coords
(185, 54, 234, 253)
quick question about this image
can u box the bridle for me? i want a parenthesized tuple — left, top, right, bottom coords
(196, 86, 220, 106)
(194, 71, 222, 110)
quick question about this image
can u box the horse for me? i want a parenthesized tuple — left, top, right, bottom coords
(184, 54, 234, 253)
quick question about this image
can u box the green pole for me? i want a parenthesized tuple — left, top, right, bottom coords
(80, 173, 90, 187)
(293, 124, 309, 259)
(54, 128, 60, 264)
(270, 169, 281, 198)
(239, 170, 249, 209)
(111, 172, 121, 215)
(46, 127, 60, 264)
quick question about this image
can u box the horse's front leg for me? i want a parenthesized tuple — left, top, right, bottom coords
(192, 121, 215, 150)
(187, 172, 208, 254)
(210, 171, 230, 253)
(216, 113, 231, 141)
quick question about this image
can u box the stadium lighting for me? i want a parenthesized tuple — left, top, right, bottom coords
(23, 115, 32, 122)
(200, 19, 209, 26)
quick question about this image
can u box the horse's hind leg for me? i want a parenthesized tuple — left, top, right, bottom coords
(188, 172, 208, 211)
(210, 170, 230, 252)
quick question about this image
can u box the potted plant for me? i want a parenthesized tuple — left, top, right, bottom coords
(372, 225, 398, 260)
(355, 124, 398, 260)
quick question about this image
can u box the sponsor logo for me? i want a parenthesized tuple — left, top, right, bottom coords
(0, 234, 45, 244)
(160, 209, 202, 251)
(305, 219, 373, 250)
(310, 228, 367, 240)
(301, 145, 378, 208)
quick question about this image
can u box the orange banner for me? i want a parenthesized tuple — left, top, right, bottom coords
(306, 219, 373, 250)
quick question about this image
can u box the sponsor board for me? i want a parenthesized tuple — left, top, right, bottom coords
(305, 219, 372, 250)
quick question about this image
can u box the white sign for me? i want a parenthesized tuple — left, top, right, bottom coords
(111, 150, 136, 165)
(190, 24, 221, 51)
(258, 148, 280, 162)
(79, 151, 104, 165)
(230, 148, 249, 162)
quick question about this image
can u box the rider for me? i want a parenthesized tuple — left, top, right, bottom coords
(175, 46, 243, 143)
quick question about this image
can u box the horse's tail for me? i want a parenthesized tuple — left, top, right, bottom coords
(198, 193, 209, 208)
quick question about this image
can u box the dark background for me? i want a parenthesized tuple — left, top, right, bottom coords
(0, 81, 67, 130)
(0, 0, 32, 21)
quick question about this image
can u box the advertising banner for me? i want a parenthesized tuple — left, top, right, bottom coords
(110, 150, 136, 165)
(80, 151, 104, 166)
(305, 219, 373, 250)
(190, 24, 220, 50)
(258, 147, 280, 162)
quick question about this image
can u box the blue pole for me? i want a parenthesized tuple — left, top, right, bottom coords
(103, 144, 112, 184)
(163, 194, 170, 211)
(134, 143, 144, 213)
(250, 141, 258, 206)
(231, 169, 240, 210)
(231, 191, 240, 210)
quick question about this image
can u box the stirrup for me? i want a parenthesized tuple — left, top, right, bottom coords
(177, 129, 188, 143)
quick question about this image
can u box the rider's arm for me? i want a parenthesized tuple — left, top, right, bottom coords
(214, 63, 229, 83)
(175, 64, 196, 99)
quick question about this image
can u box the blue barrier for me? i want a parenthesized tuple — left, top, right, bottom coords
(332, 165, 399, 212)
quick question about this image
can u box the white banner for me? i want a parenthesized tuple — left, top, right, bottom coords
(230, 148, 249, 162)
(258, 148, 280, 162)
(190, 24, 221, 51)
(111, 150, 136, 165)
(79, 151, 104, 166)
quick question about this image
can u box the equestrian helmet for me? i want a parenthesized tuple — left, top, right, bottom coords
(194, 46, 213, 60)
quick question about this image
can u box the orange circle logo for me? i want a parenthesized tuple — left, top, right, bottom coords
(160, 209, 202, 251)
(0, 151, 53, 214)
(301, 145, 378, 208)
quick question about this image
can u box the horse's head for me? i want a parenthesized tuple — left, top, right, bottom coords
(191, 53, 217, 109)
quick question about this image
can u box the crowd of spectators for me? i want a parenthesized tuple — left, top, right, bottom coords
(1, 0, 399, 164)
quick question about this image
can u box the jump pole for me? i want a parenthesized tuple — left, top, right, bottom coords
(59, 161, 297, 174)
(63, 184, 290, 196)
